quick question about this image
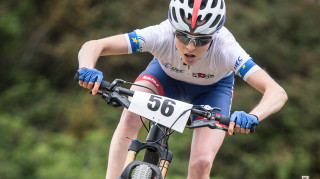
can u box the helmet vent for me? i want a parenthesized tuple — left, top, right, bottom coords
(180, 8, 188, 23)
(188, 13, 192, 20)
(172, 7, 178, 22)
(220, 0, 224, 9)
(197, 15, 202, 22)
(180, 9, 192, 31)
(204, 13, 212, 23)
(217, 15, 224, 29)
(211, 0, 218, 8)
(188, 0, 193, 8)
(179, 0, 184, 3)
(209, 14, 221, 28)
(200, 0, 208, 10)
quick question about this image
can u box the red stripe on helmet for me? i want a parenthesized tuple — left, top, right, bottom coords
(192, 0, 202, 29)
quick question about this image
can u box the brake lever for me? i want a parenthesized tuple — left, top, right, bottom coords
(208, 125, 228, 132)
(92, 91, 123, 108)
(187, 118, 214, 129)
(109, 92, 130, 108)
(188, 118, 235, 134)
(107, 79, 126, 91)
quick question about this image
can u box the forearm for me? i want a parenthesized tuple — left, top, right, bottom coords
(78, 34, 128, 69)
(78, 40, 103, 68)
(245, 69, 288, 122)
(250, 85, 288, 121)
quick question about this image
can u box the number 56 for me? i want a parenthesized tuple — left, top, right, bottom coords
(147, 95, 176, 117)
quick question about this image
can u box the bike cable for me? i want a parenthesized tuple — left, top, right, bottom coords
(126, 81, 157, 133)
(125, 82, 157, 95)
(160, 107, 193, 172)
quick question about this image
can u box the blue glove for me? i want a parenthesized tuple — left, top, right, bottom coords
(77, 68, 103, 83)
(230, 111, 259, 130)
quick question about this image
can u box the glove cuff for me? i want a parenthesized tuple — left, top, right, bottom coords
(249, 114, 259, 122)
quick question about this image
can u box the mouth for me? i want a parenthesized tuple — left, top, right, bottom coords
(184, 53, 196, 63)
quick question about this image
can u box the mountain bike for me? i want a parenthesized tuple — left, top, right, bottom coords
(74, 74, 255, 179)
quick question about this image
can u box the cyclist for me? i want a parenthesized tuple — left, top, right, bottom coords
(77, 0, 288, 178)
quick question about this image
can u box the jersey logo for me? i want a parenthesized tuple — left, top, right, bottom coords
(192, 73, 215, 79)
(234, 56, 243, 70)
(163, 63, 185, 73)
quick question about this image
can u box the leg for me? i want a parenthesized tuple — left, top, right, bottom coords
(105, 81, 159, 179)
(187, 128, 226, 179)
(186, 75, 233, 179)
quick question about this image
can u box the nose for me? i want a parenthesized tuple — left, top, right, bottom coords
(186, 40, 196, 51)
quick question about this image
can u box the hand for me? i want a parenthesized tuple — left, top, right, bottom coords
(77, 68, 103, 95)
(228, 111, 258, 135)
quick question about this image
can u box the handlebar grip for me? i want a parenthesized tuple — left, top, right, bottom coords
(74, 72, 111, 90)
(74, 72, 80, 82)
(217, 114, 257, 133)
(100, 81, 111, 90)
(250, 124, 257, 133)
(219, 115, 230, 126)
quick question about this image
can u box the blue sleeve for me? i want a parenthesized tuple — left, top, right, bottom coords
(235, 58, 256, 79)
(127, 31, 146, 53)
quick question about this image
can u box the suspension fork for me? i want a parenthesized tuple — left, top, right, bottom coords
(145, 124, 171, 178)
(159, 160, 170, 178)
(122, 124, 172, 178)
(124, 150, 137, 168)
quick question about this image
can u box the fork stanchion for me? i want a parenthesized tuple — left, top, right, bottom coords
(123, 150, 137, 170)
(159, 160, 170, 178)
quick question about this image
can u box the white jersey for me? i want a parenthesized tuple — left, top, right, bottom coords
(124, 19, 260, 85)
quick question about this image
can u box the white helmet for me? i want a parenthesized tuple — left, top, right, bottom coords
(168, 0, 226, 35)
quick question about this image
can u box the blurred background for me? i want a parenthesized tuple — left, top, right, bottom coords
(0, 0, 319, 178)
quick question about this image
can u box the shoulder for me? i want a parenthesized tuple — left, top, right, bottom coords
(210, 26, 245, 56)
(208, 27, 252, 74)
(134, 19, 175, 45)
(159, 19, 174, 30)
(125, 19, 174, 53)
(214, 27, 238, 47)
(136, 19, 174, 36)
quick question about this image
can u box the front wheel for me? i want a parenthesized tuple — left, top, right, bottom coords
(132, 164, 152, 179)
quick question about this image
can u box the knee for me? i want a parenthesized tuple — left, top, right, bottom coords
(119, 109, 142, 132)
(189, 156, 213, 176)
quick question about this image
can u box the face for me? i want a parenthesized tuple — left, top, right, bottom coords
(175, 31, 212, 66)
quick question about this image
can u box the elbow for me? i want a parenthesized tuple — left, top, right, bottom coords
(81, 40, 99, 50)
(279, 87, 288, 106)
(78, 40, 101, 57)
(79, 40, 94, 54)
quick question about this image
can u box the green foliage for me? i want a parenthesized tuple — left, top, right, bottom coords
(1, 0, 319, 178)
(0, 114, 110, 179)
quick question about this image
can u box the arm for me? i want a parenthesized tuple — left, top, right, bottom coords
(246, 69, 288, 121)
(228, 69, 288, 134)
(78, 34, 128, 94)
(78, 34, 128, 68)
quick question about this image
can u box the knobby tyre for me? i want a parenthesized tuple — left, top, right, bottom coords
(132, 164, 152, 179)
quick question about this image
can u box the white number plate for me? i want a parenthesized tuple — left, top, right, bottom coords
(128, 91, 192, 133)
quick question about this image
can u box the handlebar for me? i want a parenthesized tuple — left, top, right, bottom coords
(74, 72, 256, 133)
(74, 72, 134, 96)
